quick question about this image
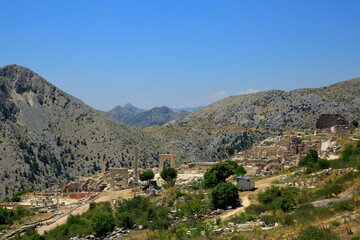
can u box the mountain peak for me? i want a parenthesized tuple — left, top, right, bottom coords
(123, 103, 144, 113)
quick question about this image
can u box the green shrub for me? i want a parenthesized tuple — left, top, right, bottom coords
(228, 212, 256, 224)
(274, 194, 296, 212)
(115, 211, 135, 229)
(0, 207, 12, 225)
(148, 206, 171, 230)
(11, 196, 21, 202)
(90, 211, 115, 234)
(235, 165, 247, 176)
(160, 168, 177, 182)
(231, 236, 245, 240)
(261, 215, 278, 225)
(212, 182, 240, 209)
(245, 204, 269, 216)
(67, 214, 81, 224)
(352, 120, 359, 128)
(258, 186, 298, 211)
(331, 220, 340, 226)
(333, 199, 355, 212)
(296, 226, 339, 240)
(282, 214, 295, 226)
(318, 158, 330, 169)
(315, 183, 345, 199)
(298, 149, 318, 167)
(139, 170, 155, 181)
(89, 202, 96, 210)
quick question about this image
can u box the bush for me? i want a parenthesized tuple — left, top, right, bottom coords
(282, 214, 295, 226)
(67, 214, 81, 224)
(296, 226, 339, 240)
(274, 194, 296, 212)
(160, 168, 177, 182)
(235, 165, 247, 176)
(212, 182, 240, 209)
(0, 207, 11, 225)
(90, 211, 115, 234)
(298, 149, 318, 167)
(139, 170, 155, 181)
(203, 160, 239, 188)
(318, 158, 330, 169)
(148, 206, 171, 230)
(115, 211, 135, 229)
(228, 212, 256, 224)
(315, 183, 345, 199)
(352, 120, 359, 128)
(245, 204, 269, 216)
(260, 215, 278, 225)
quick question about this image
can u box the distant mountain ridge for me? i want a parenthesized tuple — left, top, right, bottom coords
(171, 106, 204, 113)
(106, 104, 191, 127)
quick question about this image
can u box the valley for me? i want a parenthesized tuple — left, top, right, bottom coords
(0, 65, 359, 240)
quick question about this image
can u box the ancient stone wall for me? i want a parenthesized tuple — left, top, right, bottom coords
(316, 114, 348, 129)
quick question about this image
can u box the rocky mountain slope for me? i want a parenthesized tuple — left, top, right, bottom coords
(177, 78, 360, 130)
(106, 104, 190, 127)
(0, 65, 159, 199)
(144, 78, 360, 163)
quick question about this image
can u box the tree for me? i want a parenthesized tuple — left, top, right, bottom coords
(90, 211, 115, 234)
(203, 160, 239, 188)
(139, 170, 155, 182)
(211, 182, 240, 210)
(351, 120, 359, 128)
(298, 149, 318, 167)
(160, 168, 177, 182)
(235, 165, 247, 176)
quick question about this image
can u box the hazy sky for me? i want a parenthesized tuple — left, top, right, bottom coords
(1, 1, 360, 110)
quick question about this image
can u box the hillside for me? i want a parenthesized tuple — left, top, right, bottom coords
(106, 104, 190, 127)
(144, 78, 360, 163)
(0, 65, 159, 198)
(181, 78, 360, 130)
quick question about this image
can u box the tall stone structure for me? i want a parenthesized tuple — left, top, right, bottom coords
(159, 142, 176, 171)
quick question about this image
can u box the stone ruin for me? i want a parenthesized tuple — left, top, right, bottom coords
(59, 147, 141, 193)
(159, 142, 176, 171)
(234, 134, 339, 174)
(316, 114, 349, 129)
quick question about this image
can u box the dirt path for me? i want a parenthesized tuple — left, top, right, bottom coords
(37, 188, 136, 235)
(218, 174, 284, 220)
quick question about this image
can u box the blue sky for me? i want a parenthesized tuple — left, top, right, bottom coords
(1, 1, 360, 110)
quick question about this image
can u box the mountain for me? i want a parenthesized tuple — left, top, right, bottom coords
(171, 106, 204, 113)
(182, 78, 360, 130)
(106, 105, 190, 127)
(123, 103, 145, 113)
(144, 77, 360, 163)
(0, 65, 159, 199)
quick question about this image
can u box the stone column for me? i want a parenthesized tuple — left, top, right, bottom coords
(110, 171, 115, 191)
(170, 142, 175, 168)
(134, 147, 139, 183)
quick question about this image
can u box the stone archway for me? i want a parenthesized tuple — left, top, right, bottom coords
(159, 142, 176, 171)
